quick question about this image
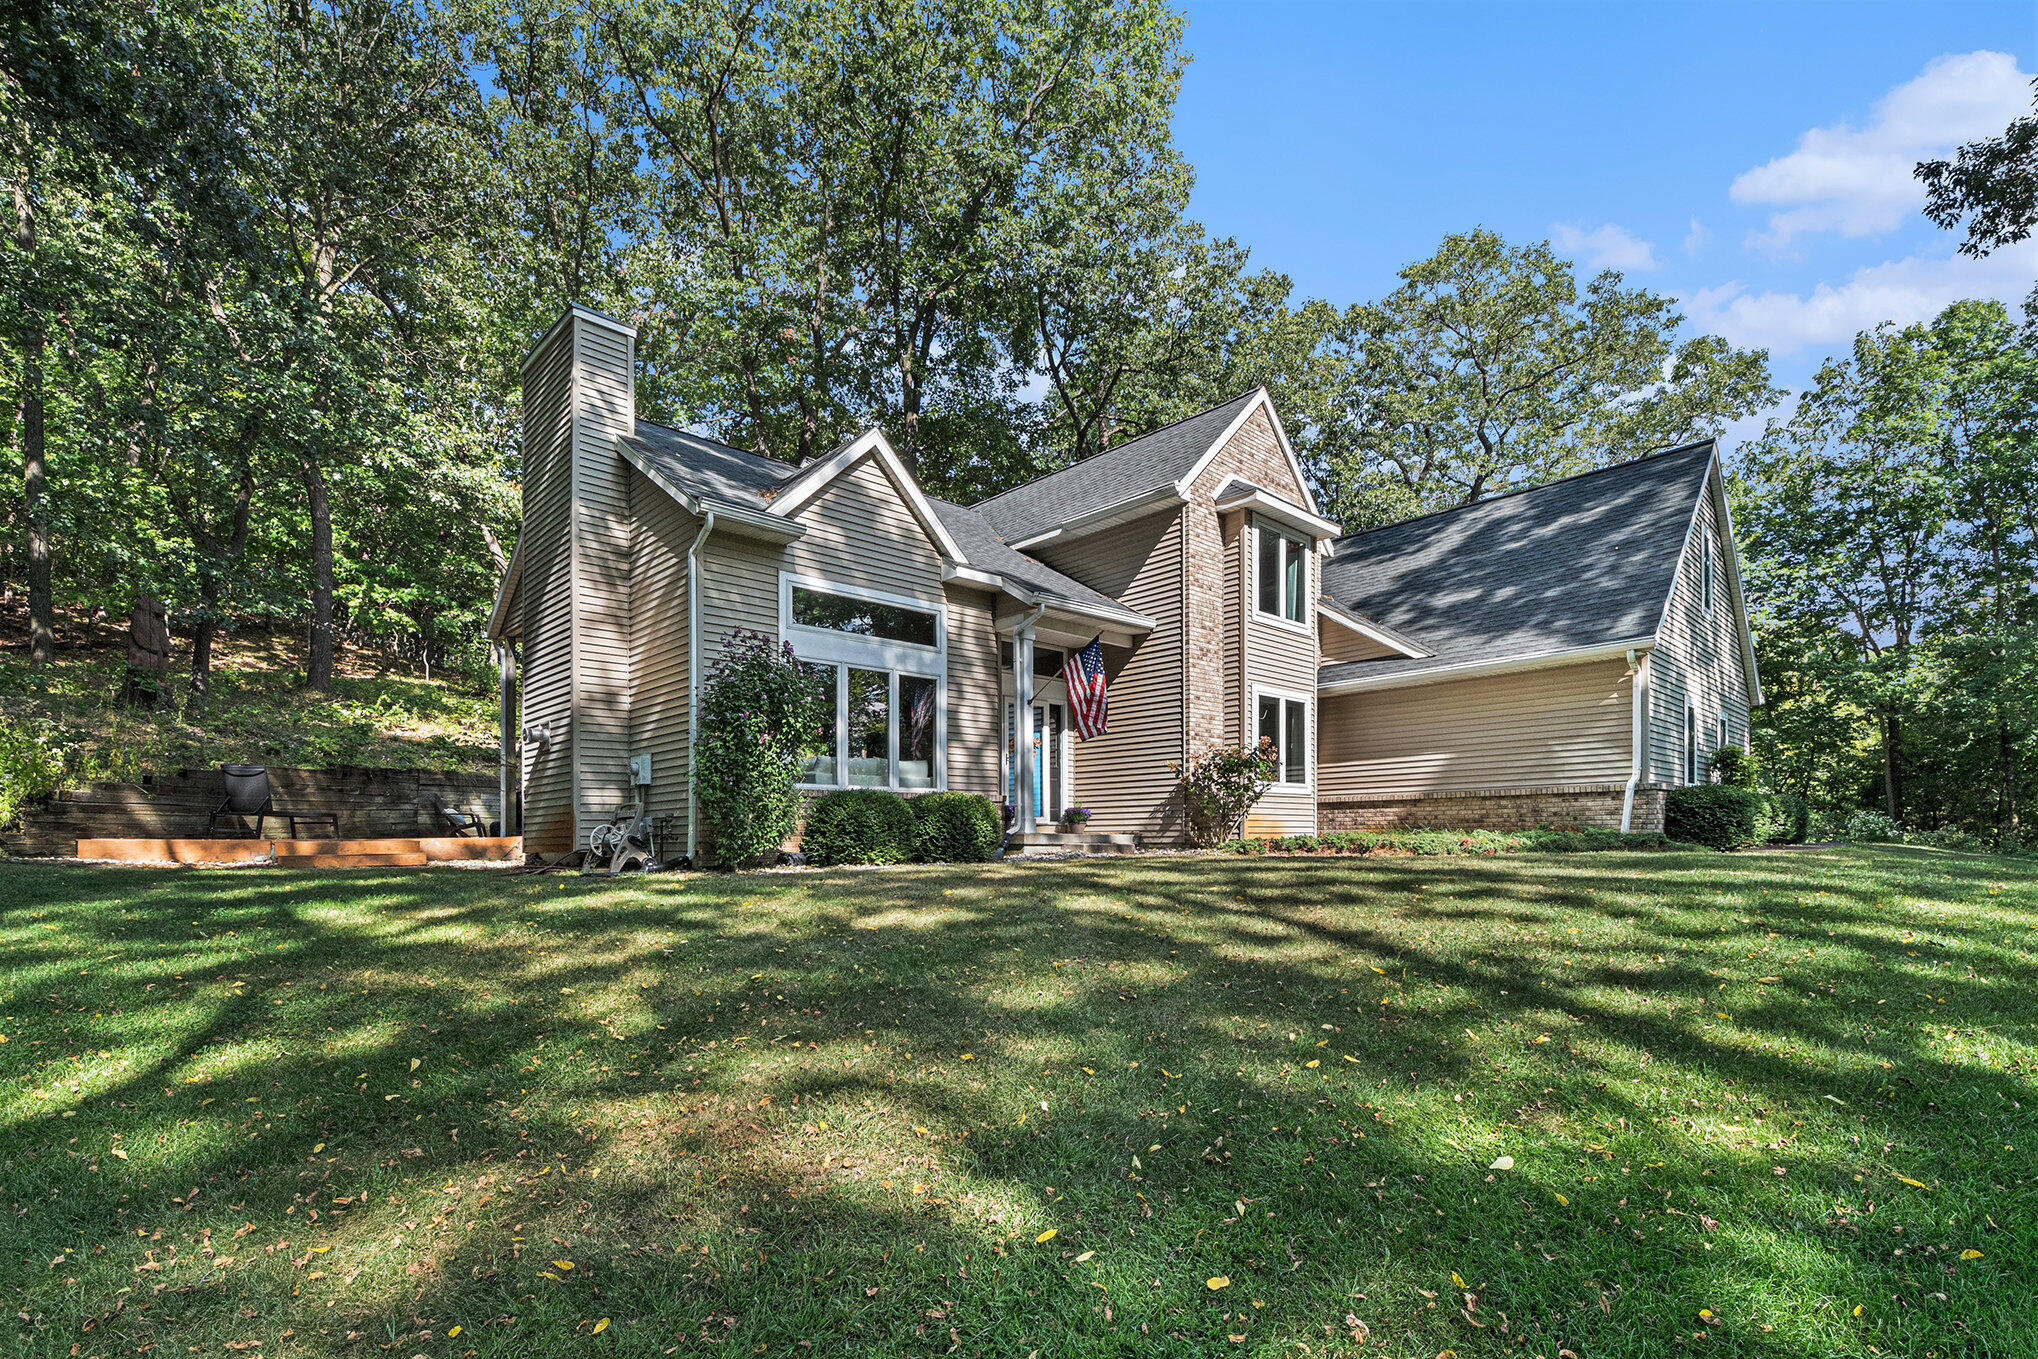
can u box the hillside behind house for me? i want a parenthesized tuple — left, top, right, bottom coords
(0, 600, 495, 829)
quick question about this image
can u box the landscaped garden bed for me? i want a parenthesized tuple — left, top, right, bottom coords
(1220, 826, 1688, 856)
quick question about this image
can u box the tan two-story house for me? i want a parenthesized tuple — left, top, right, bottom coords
(487, 306, 1760, 857)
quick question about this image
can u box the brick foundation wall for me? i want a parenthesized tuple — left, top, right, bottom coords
(1319, 783, 1668, 834)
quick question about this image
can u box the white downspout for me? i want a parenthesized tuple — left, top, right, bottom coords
(1621, 647, 1646, 832)
(1008, 601, 1047, 836)
(685, 509, 717, 860)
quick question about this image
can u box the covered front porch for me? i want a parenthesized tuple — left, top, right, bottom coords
(986, 598, 1149, 838)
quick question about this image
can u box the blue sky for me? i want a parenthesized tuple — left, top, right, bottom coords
(1171, 1, 2036, 423)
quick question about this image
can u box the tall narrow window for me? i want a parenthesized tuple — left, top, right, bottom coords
(899, 675, 936, 789)
(797, 662, 839, 786)
(1255, 520, 1309, 624)
(1256, 692, 1310, 785)
(1684, 704, 1698, 784)
(1717, 712, 1729, 756)
(846, 668, 890, 787)
(1702, 530, 1716, 614)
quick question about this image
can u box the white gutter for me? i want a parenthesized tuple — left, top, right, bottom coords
(684, 509, 717, 860)
(1620, 647, 1647, 832)
(1319, 635, 1659, 695)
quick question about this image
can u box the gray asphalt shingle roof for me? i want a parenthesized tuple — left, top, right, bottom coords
(929, 500, 1137, 620)
(1317, 440, 1717, 685)
(622, 420, 1140, 623)
(622, 421, 793, 512)
(970, 390, 1263, 542)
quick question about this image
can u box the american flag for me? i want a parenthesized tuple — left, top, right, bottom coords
(1063, 636, 1108, 739)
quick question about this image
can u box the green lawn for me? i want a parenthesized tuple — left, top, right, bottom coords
(3, 847, 2033, 1358)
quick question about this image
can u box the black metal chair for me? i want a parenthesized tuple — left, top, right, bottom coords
(209, 765, 340, 839)
(431, 793, 487, 838)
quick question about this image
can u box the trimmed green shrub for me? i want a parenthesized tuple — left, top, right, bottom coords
(802, 788, 915, 866)
(1665, 785, 1763, 850)
(1708, 745, 1761, 790)
(1756, 791, 1809, 845)
(909, 792, 1003, 863)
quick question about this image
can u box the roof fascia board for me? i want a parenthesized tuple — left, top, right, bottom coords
(1173, 388, 1322, 515)
(1315, 599, 1432, 658)
(768, 428, 966, 561)
(1319, 636, 1659, 695)
(485, 536, 523, 640)
(940, 562, 1155, 633)
(1215, 485, 1342, 541)
(1711, 459, 1766, 707)
(617, 439, 805, 543)
(1007, 484, 1189, 550)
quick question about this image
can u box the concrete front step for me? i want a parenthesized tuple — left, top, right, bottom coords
(1006, 830, 1141, 856)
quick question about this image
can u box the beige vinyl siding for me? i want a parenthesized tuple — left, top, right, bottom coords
(516, 323, 576, 853)
(1648, 473, 1752, 785)
(697, 533, 784, 663)
(568, 324, 637, 833)
(944, 585, 1002, 797)
(627, 466, 695, 825)
(1320, 620, 1404, 664)
(1317, 659, 1635, 799)
(785, 456, 945, 605)
(1036, 507, 1186, 838)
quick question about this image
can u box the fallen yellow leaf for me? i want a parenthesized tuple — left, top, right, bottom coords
(1074, 1251, 1094, 1263)
(593, 1317, 609, 1334)
(1961, 1249, 1984, 1260)
(1305, 1059, 1320, 1069)
(447, 1327, 460, 1338)
(552, 1259, 575, 1271)
(1553, 1192, 1568, 1205)
(1036, 1229, 1057, 1243)
(1207, 1276, 1230, 1291)
(1893, 1175, 1929, 1189)
(1452, 1272, 1467, 1289)
(409, 1058, 421, 1072)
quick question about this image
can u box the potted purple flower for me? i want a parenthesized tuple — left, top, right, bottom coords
(1059, 805, 1093, 830)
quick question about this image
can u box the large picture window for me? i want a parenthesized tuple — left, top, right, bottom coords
(781, 574, 945, 792)
(796, 661, 943, 791)
(1255, 690, 1309, 786)
(793, 585, 937, 647)
(1255, 520, 1308, 624)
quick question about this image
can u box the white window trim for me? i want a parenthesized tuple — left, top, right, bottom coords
(1717, 711, 1729, 758)
(1249, 516, 1312, 636)
(1000, 687, 1075, 816)
(779, 572, 947, 793)
(1249, 683, 1313, 791)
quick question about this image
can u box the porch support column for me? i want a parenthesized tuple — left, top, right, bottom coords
(497, 641, 518, 836)
(1014, 625, 1036, 835)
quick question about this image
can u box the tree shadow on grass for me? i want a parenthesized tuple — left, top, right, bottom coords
(1, 848, 2033, 1358)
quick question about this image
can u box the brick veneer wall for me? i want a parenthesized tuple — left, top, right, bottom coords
(1319, 783, 1669, 833)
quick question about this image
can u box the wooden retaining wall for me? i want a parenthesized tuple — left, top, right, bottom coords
(2, 765, 501, 858)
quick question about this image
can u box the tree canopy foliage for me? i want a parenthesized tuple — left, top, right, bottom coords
(1738, 298, 2038, 841)
(1916, 76, 2038, 258)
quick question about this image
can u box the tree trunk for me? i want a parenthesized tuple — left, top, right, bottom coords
(301, 450, 335, 691)
(14, 172, 52, 664)
(1881, 710, 1902, 824)
(189, 457, 256, 706)
(2000, 718, 2019, 840)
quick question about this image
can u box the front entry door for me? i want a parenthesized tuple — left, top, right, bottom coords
(1006, 698, 1068, 823)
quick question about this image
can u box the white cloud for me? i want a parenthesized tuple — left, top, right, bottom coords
(1683, 218, 1708, 256)
(1550, 222, 1659, 272)
(1730, 50, 2032, 253)
(1682, 239, 2038, 356)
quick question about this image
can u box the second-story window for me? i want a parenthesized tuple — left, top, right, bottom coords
(1255, 519, 1308, 624)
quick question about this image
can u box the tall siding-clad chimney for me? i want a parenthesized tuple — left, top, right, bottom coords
(515, 305, 638, 853)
